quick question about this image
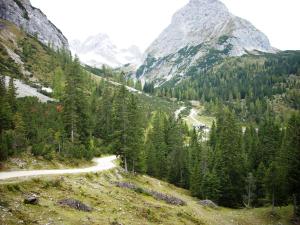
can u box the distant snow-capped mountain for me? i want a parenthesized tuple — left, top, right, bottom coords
(70, 34, 142, 68)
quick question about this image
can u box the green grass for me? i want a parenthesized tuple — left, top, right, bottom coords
(0, 169, 293, 225)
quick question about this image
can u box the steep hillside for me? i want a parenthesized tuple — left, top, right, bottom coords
(0, 168, 293, 225)
(137, 0, 276, 85)
(0, 0, 68, 49)
(0, 19, 68, 85)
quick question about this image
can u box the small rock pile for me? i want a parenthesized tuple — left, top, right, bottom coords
(114, 181, 186, 206)
(149, 190, 186, 206)
(58, 199, 92, 212)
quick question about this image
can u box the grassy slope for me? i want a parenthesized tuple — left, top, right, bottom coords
(0, 168, 292, 225)
(0, 152, 94, 172)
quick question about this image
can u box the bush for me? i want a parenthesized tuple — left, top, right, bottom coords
(31, 143, 44, 156)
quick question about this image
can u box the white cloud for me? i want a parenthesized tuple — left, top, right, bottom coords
(30, 0, 300, 51)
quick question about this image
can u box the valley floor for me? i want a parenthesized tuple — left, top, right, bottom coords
(0, 166, 293, 225)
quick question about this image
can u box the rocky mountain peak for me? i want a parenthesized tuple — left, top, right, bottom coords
(138, 0, 276, 85)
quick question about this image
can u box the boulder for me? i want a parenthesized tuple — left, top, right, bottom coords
(24, 194, 39, 205)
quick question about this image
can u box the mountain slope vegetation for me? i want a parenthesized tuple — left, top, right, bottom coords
(0, 169, 293, 225)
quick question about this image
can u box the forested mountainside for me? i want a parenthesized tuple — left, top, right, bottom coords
(143, 51, 300, 123)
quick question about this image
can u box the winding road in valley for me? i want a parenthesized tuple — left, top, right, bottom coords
(0, 156, 116, 180)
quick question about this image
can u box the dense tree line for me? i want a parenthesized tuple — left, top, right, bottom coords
(94, 85, 145, 172)
(140, 107, 300, 216)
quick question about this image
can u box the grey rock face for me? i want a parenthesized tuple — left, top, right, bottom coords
(138, 0, 276, 85)
(0, 0, 68, 49)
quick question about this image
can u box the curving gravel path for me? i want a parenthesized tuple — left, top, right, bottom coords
(0, 156, 116, 180)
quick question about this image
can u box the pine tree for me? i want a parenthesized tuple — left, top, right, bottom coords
(12, 112, 26, 152)
(254, 162, 266, 205)
(147, 111, 167, 178)
(201, 170, 221, 202)
(189, 129, 203, 197)
(0, 76, 12, 134)
(7, 77, 17, 112)
(62, 57, 90, 156)
(95, 86, 114, 143)
(145, 140, 158, 176)
(190, 158, 202, 197)
(244, 125, 259, 170)
(214, 109, 246, 207)
(126, 94, 145, 172)
(63, 57, 91, 158)
(0, 75, 6, 97)
(166, 118, 189, 188)
(63, 61, 80, 143)
(135, 80, 142, 91)
(284, 113, 300, 217)
(53, 67, 64, 99)
(264, 160, 287, 213)
(209, 120, 217, 150)
(245, 172, 256, 207)
(112, 85, 130, 171)
(257, 118, 281, 167)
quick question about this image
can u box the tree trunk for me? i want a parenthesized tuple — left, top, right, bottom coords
(124, 156, 128, 172)
(132, 160, 135, 174)
(247, 184, 251, 207)
(71, 129, 74, 143)
(272, 187, 275, 214)
(293, 194, 297, 217)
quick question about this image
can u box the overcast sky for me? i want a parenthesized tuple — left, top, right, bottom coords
(30, 0, 300, 51)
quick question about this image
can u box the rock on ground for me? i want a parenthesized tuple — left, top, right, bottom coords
(199, 199, 218, 209)
(58, 199, 92, 212)
(24, 194, 39, 205)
